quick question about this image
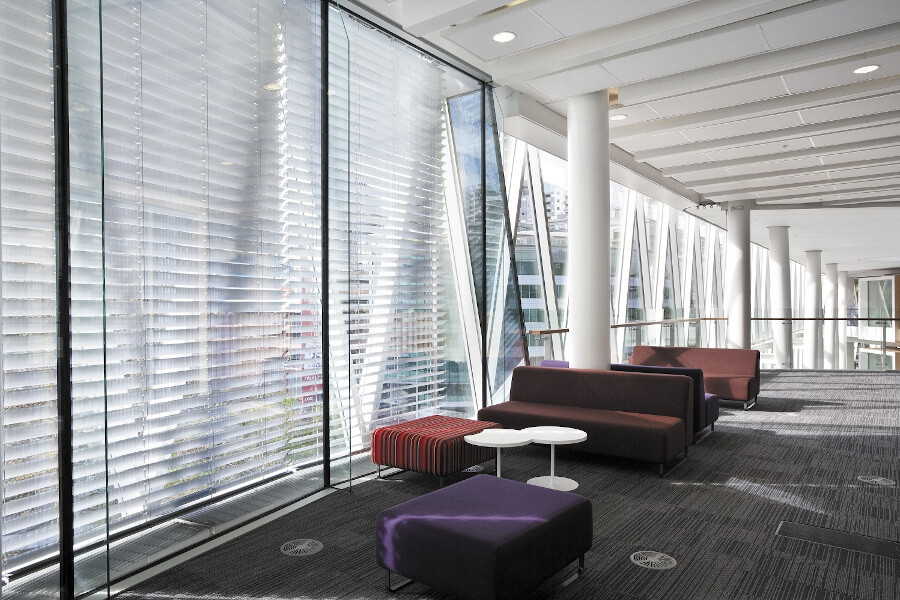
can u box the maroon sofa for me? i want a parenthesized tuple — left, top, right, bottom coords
(630, 346, 760, 410)
(478, 366, 694, 475)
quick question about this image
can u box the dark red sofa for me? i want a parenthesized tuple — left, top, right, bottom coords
(478, 366, 694, 475)
(630, 346, 760, 410)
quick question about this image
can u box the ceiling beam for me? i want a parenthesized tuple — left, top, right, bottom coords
(752, 183, 900, 203)
(619, 23, 900, 105)
(632, 109, 900, 161)
(703, 172, 900, 198)
(401, 0, 512, 36)
(663, 136, 900, 177)
(751, 199, 900, 210)
(490, 0, 812, 85)
(684, 157, 900, 187)
(612, 76, 900, 140)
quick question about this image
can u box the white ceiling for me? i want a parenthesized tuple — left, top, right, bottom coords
(357, 0, 900, 274)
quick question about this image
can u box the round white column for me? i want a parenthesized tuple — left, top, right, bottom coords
(725, 202, 752, 349)
(567, 91, 610, 369)
(803, 250, 822, 369)
(768, 226, 792, 368)
(823, 263, 838, 369)
(838, 271, 851, 369)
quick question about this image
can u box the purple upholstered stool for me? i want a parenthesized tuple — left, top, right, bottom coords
(376, 474, 592, 600)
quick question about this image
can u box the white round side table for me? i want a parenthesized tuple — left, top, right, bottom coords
(521, 426, 587, 491)
(464, 428, 532, 478)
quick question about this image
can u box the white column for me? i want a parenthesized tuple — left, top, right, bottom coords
(725, 202, 751, 349)
(838, 271, 852, 369)
(803, 250, 822, 369)
(823, 263, 838, 369)
(567, 91, 610, 369)
(768, 226, 792, 368)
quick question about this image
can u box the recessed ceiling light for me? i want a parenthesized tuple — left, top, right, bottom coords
(610, 114, 627, 121)
(853, 65, 879, 74)
(492, 31, 517, 43)
(72, 103, 90, 113)
(221, 161, 235, 166)
(263, 82, 283, 91)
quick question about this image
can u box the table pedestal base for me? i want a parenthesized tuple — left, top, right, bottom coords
(527, 475, 578, 491)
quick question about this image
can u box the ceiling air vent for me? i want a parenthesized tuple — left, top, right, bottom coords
(281, 539, 324, 557)
(630, 551, 677, 570)
(857, 475, 896, 486)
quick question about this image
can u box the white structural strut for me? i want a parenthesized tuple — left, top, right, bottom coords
(768, 226, 792, 368)
(823, 263, 839, 369)
(838, 271, 852, 370)
(567, 91, 611, 369)
(725, 202, 752, 349)
(803, 250, 823, 369)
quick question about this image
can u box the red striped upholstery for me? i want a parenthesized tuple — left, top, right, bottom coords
(371, 415, 500, 477)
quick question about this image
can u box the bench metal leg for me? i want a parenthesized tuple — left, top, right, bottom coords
(386, 570, 414, 592)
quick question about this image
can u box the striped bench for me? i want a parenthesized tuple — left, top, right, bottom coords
(371, 415, 500, 483)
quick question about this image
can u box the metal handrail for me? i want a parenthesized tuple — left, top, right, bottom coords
(528, 328, 569, 335)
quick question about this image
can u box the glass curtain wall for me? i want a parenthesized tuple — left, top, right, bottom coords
(1, 1, 490, 597)
(499, 135, 805, 363)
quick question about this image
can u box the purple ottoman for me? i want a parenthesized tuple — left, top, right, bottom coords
(376, 474, 592, 600)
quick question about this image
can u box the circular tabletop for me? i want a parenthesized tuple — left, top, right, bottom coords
(521, 426, 587, 445)
(464, 428, 532, 448)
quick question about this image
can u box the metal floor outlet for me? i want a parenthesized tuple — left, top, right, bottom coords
(775, 521, 900, 560)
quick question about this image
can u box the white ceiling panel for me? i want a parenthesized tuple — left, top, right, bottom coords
(643, 152, 715, 170)
(809, 122, 900, 147)
(530, 0, 698, 38)
(759, 0, 900, 50)
(695, 173, 827, 193)
(819, 146, 900, 165)
(832, 176, 900, 191)
(682, 112, 803, 142)
(610, 103, 661, 126)
(441, 8, 564, 61)
(723, 157, 824, 177)
(601, 25, 769, 83)
(706, 138, 814, 162)
(646, 76, 788, 117)
(828, 163, 900, 178)
(798, 92, 900, 123)
(782, 51, 900, 94)
(526, 62, 620, 101)
(614, 131, 692, 154)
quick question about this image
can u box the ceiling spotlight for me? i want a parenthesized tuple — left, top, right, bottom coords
(220, 161, 235, 166)
(263, 82, 283, 91)
(853, 65, 879, 74)
(492, 31, 517, 43)
(610, 114, 627, 121)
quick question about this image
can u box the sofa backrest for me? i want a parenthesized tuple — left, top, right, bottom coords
(611, 363, 705, 431)
(538, 359, 570, 368)
(508, 366, 693, 434)
(630, 346, 760, 378)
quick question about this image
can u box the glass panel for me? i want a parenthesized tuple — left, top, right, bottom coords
(0, 0, 60, 595)
(485, 91, 526, 403)
(623, 222, 646, 360)
(513, 160, 548, 365)
(609, 181, 627, 320)
(329, 10, 481, 478)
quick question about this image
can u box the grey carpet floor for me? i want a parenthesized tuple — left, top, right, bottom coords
(119, 371, 899, 600)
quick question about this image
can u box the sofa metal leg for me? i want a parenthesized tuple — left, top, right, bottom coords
(439, 476, 445, 488)
(711, 422, 715, 432)
(578, 555, 585, 576)
(377, 465, 382, 479)
(659, 463, 665, 477)
(743, 397, 757, 411)
(386, 570, 413, 592)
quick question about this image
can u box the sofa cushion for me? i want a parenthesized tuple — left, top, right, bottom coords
(507, 366, 693, 437)
(376, 474, 592, 600)
(611, 363, 710, 432)
(478, 401, 685, 464)
(704, 375, 755, 402)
